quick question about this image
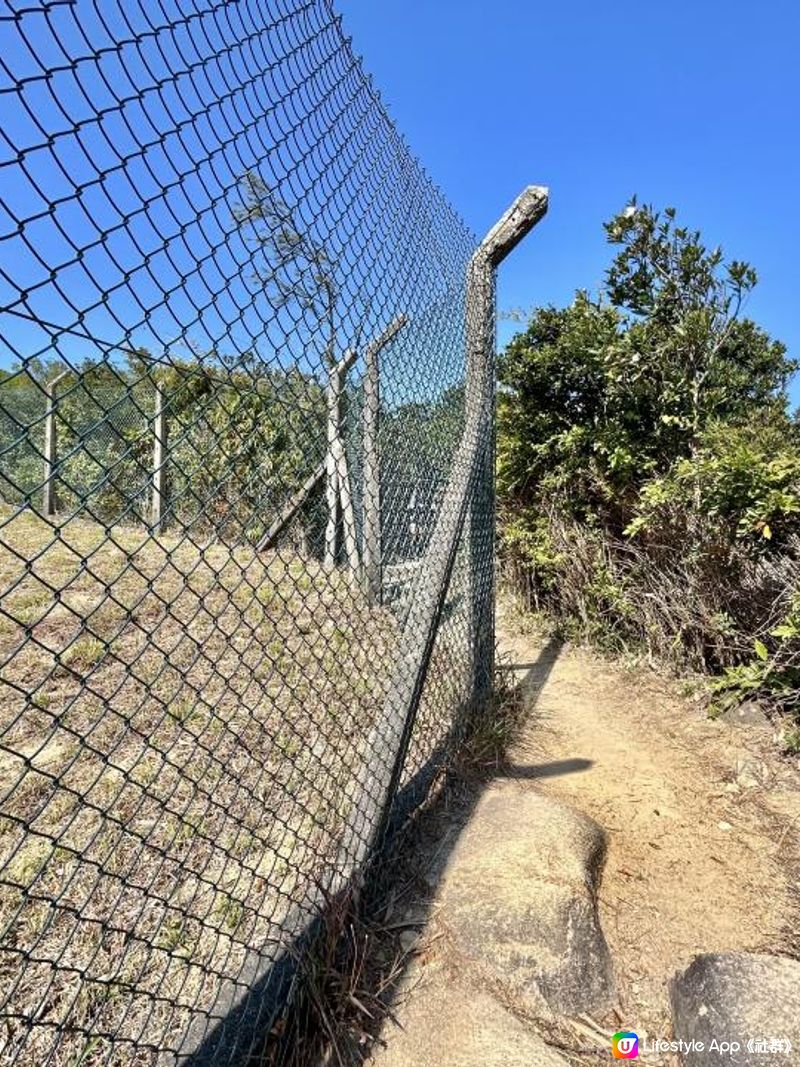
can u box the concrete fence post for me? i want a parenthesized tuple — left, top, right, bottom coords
(324, 359, 341, 568)
(258, 322, 404, 561)
(42, 371, 69, 518)
(362, 314, 407, 603)
(465, 187, 550, 710)
(152, 378, 167, 533)
(332, 359, 361, 575)
(362, 337, 382, 601)
(336, 186, 549, 868)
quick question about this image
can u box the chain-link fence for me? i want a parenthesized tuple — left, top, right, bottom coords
(0, 0, 546, 1062)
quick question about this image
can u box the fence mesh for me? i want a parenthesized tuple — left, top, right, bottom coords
(0, 1, 493, 1063)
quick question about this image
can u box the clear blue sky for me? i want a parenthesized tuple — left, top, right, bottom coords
(338, 0, 800, 400)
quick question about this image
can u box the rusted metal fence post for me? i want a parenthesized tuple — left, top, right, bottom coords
(42, 371, 68, 518)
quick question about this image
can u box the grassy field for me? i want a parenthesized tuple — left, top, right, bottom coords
(0, 508, 395, 1065)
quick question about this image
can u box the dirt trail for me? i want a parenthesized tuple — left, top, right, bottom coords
(369, 610, 800, 1067)
(368, 607, 800, 1066)
(497, 606, 800, 1039)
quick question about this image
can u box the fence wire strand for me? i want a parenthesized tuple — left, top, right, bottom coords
(0, 1, 490, 1063)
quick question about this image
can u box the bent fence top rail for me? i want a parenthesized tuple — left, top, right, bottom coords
(0, 0, 546, 1062)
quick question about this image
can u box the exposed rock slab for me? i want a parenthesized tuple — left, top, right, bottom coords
(368, 964, 570, 1067)
(436, 781, 614, 1015)
(670, 952, 800, 1065)
(719, 701, 770, 728)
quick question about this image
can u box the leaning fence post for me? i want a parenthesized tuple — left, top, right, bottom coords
(152, 377, 167, 532)
(464, 193, 551, 710)
(42, 371, 68, 518)
(363, 314, 407, 603)
(335, 186, 549, 870)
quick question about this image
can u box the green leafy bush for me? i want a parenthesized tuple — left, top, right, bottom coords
(499, 199, 800, 716)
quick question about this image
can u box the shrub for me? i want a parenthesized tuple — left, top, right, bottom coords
(498, 199, 800, 716)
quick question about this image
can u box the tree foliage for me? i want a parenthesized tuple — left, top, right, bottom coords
(500, 201, 793, 531)
(234, 172, 339, 363)
(499, 200, 800, 717)
(0, 353, 326, 544)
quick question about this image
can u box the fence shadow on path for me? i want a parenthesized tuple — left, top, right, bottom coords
(254, 633, 596, 1066)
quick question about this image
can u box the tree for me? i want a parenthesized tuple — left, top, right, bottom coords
(497, 200, 797, 674)
(605, 200, 791, 443)
(234, 172, 358, 567)
(499, 201, 794, 535)
(234, 172, 337, 361)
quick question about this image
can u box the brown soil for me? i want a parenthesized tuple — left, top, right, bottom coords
(497, 601, 800, 1046)
(367, 604, 800, 1067)
(0, 508, 396, 1066)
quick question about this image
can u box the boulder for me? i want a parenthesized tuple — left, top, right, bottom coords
(670, 952, 800, 1065)
(435, 782, 614, 1015)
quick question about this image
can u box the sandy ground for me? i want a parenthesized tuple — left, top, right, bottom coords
(365, 603, 800, 1066)
(497, 603, 800, 1044)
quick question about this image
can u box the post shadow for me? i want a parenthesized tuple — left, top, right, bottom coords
(258, 633, 595, 1065)
(177, 632, 597, 1066)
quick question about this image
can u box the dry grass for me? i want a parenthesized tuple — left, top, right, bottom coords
(265, 635, 524, 1067)
(0, 507, 395, 1066)
(261, 882, 415, 1067)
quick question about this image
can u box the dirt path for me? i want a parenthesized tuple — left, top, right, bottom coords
(497, 606, 800, 1041)
(366, 608, 800, 1066)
